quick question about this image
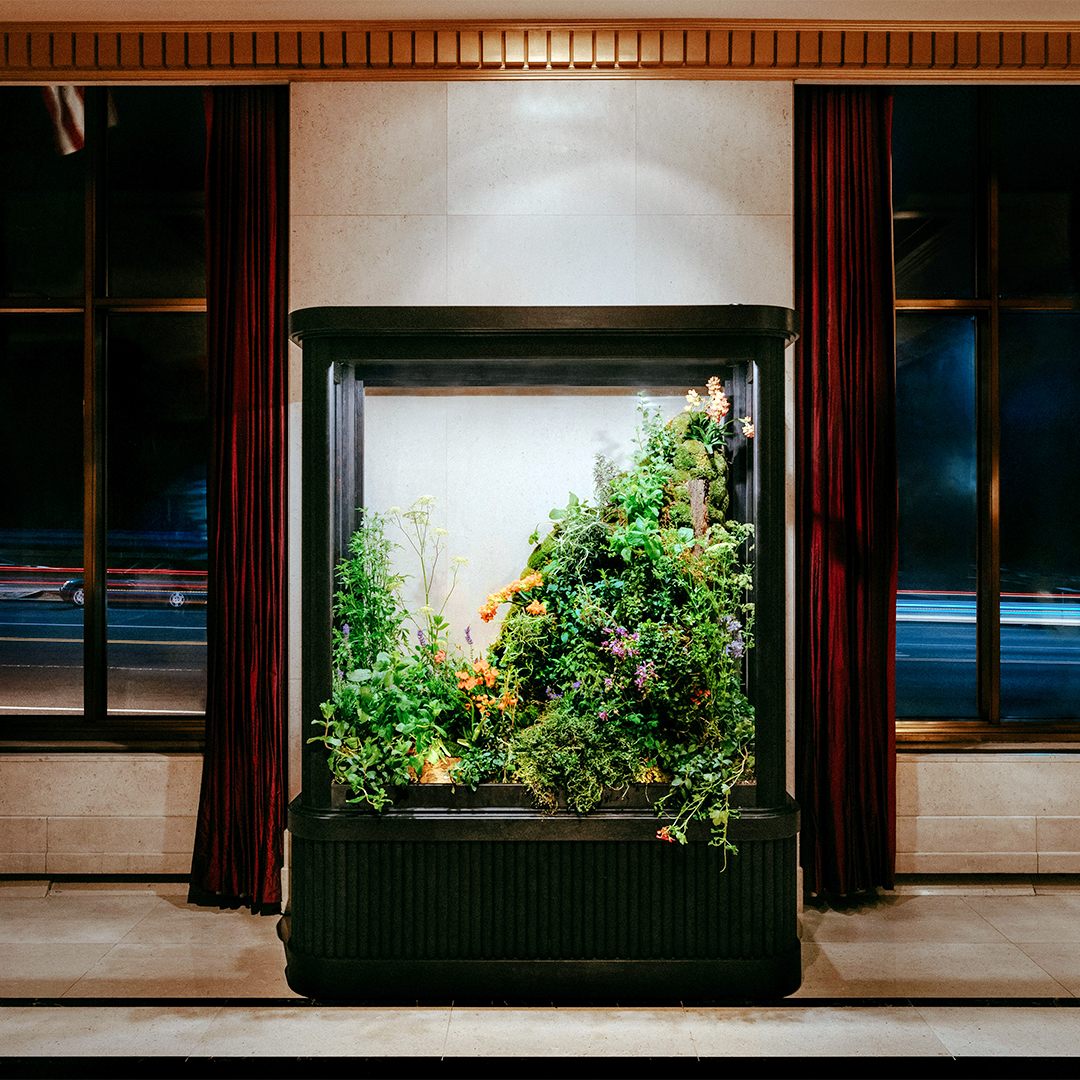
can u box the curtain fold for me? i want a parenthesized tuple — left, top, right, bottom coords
(795, 86, 898, 897)
(189, 86, 287, 915)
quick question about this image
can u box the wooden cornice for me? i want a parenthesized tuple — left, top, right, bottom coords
(3, 20, 1080, 81)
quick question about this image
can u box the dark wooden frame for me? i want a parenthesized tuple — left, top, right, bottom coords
(284, 304, 801, 1001)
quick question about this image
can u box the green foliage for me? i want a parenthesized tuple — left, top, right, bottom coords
(511, 698, 643, 814)
(313, 381, 758, 864)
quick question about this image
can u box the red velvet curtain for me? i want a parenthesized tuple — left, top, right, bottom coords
(189, 86, 287, 915)
(795, 87, 897, 897)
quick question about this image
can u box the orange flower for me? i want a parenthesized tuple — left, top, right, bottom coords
(525, 600, 547, 616)
(656, 826, 676, 843)
(433, 650, 446, 663)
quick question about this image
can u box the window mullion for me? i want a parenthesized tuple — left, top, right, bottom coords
(82, 87, 107, 725)
(976, 87, 1001, 725)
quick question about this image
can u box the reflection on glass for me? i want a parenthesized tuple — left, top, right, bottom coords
(999, 314, 1080, 718)
(892, 87, 977, 300)
(998, 89, 1080, 299)
(0, 316, 84, 713)
(0, 87, 84, 299)
(993, 88, 1080, 298)
(895, 314, 978, 717)
(106, 313, 208, 715)
(107, 87, 206, 298)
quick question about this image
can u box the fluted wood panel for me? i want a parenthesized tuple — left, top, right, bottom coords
(290, 833, 797, 962)
(4, 23, 1080, 81)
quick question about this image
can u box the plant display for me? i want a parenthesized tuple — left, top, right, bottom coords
(311, 379, 756, 850)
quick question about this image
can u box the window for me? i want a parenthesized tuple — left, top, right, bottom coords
(0, 86, 207, 744)
(894, 86, 1080, 742)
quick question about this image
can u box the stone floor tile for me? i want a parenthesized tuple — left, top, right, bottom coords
(195, 1006, 451, 1056)
(962, 894, 1080, 943)
(793, 941, 1073, 998)
(117, 896, 283, 947)
(62, 943, 298, 999)
(684, 1006, 950, 1057)
(441, 1007, 696, 1057)
(0, 943, 112, 997)
(0, 880, 49, 898)
(801, 894, 1009, 944)
(0, 1005, 221, 1057)
(50, 880, 190, 897)
(0, 893, 160, 944)
(1016, 942, 1080, 995)
(916, 1006, 1080, 1056)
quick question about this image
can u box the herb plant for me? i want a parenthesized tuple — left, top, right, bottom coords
(312, 379, 757, 851)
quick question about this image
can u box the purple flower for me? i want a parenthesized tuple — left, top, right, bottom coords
(725, 639, 745, 659)
(572, 680, 581, 691)
(417, 629, 427, 646)
(464, 626, 473, 646)
(546, 686, 563, 701)
(604, 677, 614, 690)
(599, 710, 608, 720)
(342, 623, 350, 640)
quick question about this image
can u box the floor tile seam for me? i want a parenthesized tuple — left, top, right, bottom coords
(957, 894, 1028, 944)
(1012, 942, 1080, 999)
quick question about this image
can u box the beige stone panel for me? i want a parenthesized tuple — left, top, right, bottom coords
(46, 852, 105, 874)
(290, 82, 447, 216)
(0, 852, 47, 873)
(896, 815, 1035, 854)
(47, 816, 195, 854)
(896, 754, 1080, 818)
(895, 851, 1038, 874)
(290, 215, 448, 309)
(635, 214, 792, 307)
(447, 81, 636, 216)
(0, 816, 47, 852)
(447, 215, 635, 305)
(636, 81, 793, 217)
(1036, 815, 1080, 853)
(1037, 852, 1080, 873)
(0, 754, 201, 817)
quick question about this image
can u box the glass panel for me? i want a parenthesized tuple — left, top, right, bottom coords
(106, 313, 207, 715)
(892, 87, 977, 300)
(0, 315, 84, 714)
(106, 87, 206, 298)
(0, 87, 84, 300)
(999, 313, 1080, 718)
(998, 88, 1080, 299)
(363, 387, 692, 656)
(895, 314, 978, 717)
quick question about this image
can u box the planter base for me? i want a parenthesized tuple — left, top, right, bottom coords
(283, 791, 801, 1002)
(281, 950, 803, 1003)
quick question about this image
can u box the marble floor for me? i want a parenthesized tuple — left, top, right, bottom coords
(3, 874, 1080, 1069)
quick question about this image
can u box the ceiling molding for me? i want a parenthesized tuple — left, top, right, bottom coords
(4, 22, 1080, 82)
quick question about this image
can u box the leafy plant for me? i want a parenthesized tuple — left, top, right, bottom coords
(314, 380, 758, 855)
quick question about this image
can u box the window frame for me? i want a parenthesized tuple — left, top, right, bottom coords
(894, 85, 1080, 750)
(0, 85, 207, 750)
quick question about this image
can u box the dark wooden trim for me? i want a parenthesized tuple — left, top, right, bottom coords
(6, 21, 1080, 82)
(294, 304, 796, 812)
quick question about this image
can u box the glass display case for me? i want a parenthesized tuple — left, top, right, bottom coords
(283, 305, 800, 1001)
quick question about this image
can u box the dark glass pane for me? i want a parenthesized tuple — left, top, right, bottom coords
(106, 87, 206, 298)
(892, 87, 977, 300)
(0, 315, 84, 714)
(106, 313, 207, 715)
(998, 88, 1080, 299)
(895, 313, 978, 717)
(999, 313, 1080, 718)
(0, 87, 84, 299)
